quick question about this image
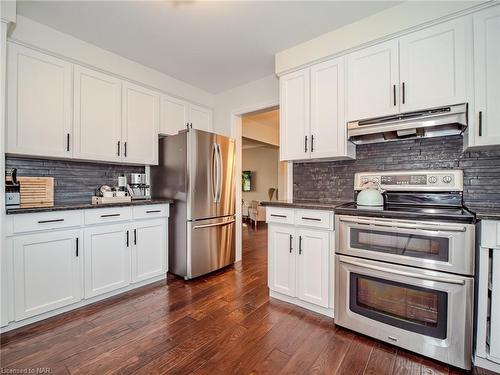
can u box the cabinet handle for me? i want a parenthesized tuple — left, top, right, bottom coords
(146, 210, 161, 214)
(393, 84, 396, 106)
(124, 142, 127, 157)
(76, 237, 79, 257)
(304, 136, 308, 153)
(299, 235, 303, 255)
(126, 230, 129, 247)
(311, 135, 314, 152)
(190, 123, 193, 129)
(117, 141, 121, 156)
(270, 214, 287, 218)
(134, 229, 137, 245)
(301, 217, 321, 222)
(402, 82, 406, 104)
(38, 218, 64, 224)
(66, 133, 70, 152)
(479, 111, 483, 137)
(100, 213, 120, 218)
(289, 234, 293, 253)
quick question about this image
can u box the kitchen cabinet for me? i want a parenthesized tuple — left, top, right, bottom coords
(73, 65, 122, 162)
(132, 219, 167, 282)
(346, 39, 399, 121)
(469, 6, 500, 147)
(159, 95, 212, 135)
(6, 42, 72, 158)
(12, 230, 82, 320)
(268, 224, 296, 297)
(399, 17, 471, 112)
(122, 82, 160, 165)
(84, 223, 131, 298)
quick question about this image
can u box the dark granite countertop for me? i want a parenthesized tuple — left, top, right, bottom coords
(260, 200, 349, 211)
(466, 206, 500, 221)
(6, 198, 174, 215)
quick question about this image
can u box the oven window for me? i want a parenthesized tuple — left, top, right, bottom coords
(350, 228, 449, 262)
(350, 273, 448, 339)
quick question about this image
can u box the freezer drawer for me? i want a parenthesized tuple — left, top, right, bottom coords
(187, 216, 235, 279)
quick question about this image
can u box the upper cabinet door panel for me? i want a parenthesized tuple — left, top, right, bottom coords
(280, 68, 310, 161)
(399, 17, 471, 112)
(160, 95, 188, 135)
(472, 6, 500, 146)
(189, 104, 213, 132)
(122, 82, 160, 165)
(73, 66, 122, 162)
(346, 39, 399, 121)
(7, 43, 73, 158)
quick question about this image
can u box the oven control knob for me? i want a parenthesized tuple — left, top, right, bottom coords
(429, 176, 437, 184)
(442, 175, 453, 184)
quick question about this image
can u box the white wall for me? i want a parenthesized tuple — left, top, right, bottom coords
(275, 1, 484, 75)
(9, 15, 214, 107)
(242, 146, 279, 202)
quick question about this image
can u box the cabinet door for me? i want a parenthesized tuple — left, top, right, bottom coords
(399, 17, 471, 112)
(12, 230, 82, 320)
(7, 43, 72, 158)
(268, 225, 296, 297)
(132, 219, 167, 282)
(346, 39, 399, 121)
(73, 66, 122, 162)
(472, 6, 500, 147)
(160, 95, 188, 135)
(297, 229, 329, 307)
(122, 82, 160, 165)
(84, 224, 131, 298)
(189, 104, 213, 132)
(280, 68, 310, 161)
(310, 57, 354, 160)
(490, 248, 500, 362)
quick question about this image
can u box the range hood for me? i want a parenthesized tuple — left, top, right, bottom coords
(347, 103, 467, 144)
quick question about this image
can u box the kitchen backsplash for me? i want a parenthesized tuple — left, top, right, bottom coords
(6, 157, 144, 203)
(293, 135, 500, 209)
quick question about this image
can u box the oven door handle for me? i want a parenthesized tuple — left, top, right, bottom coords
(340, 258, 466, 285)
(338, 217, 467, 232)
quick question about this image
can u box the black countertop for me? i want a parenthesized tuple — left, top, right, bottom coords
(466, 206, 500, 221)
(6, 198, 174, 215)
(260, 200, 349, 211)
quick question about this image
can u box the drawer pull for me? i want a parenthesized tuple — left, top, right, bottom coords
(146, 210, 161, 214)
(38, 219, 64, 224)
(301, 217, 321, 222)
(101, 213, 120, 218)
(270, 214, 287, 218)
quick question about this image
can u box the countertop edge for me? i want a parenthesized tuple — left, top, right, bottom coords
(260, 201, 348, 210)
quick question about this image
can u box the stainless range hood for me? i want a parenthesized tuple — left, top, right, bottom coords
(347, 103, 467, 144)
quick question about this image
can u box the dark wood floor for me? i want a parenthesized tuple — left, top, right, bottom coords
(0, 223, 495, 374)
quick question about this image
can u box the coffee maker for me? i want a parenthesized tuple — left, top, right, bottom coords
(127, 173, 150, 200)
(5, 168, 20, 208)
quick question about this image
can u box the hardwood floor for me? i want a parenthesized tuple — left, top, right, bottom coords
(0, 223, 495, 374)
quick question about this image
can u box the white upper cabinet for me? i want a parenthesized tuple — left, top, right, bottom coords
(310, 57, 355, 160)
(160, 95, 189, 135)
(7, 43, 73, 158)
(470, 6, 500, 147)
(189, 103, 213, 132)
(122, 82, 160, 165)
(399, 17, 471, 112)
(280, 68, 310, 161)
(346, 39, 399, 121)
(73, 66, 122, 162)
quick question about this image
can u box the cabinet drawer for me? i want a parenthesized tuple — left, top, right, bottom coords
(9, 210, 83, 234)
(481, 220, 500, 248)
(266, 207, 294, 225)
(132, 204, 169, 220)
(295, 209, 332, 229)
(84, 207, 132, 225)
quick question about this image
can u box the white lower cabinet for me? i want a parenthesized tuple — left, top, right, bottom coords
(132, 219, 167, 282)
(267, 207, 334, 317)
(12, 230, 82, 320)
(84, 223, 131, 298)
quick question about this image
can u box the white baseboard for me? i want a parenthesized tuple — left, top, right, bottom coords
(270, 290, 334, 318)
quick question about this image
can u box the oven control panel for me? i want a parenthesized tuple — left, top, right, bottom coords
(355, 170, 463, 191)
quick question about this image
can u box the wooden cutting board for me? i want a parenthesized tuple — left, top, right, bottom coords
(18, 177, 54, 207)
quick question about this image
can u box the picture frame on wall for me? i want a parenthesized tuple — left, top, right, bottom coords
(242, 171, 252, 192)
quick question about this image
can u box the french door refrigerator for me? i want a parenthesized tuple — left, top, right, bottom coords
(151, 129, 236, 279)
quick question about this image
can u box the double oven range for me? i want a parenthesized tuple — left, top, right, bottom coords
(334, 170, 475, 370)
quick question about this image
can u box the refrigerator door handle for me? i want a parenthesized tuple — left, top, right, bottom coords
(216, 143, 223, 203)
(212, 143, 218, 203)
(193, 219, 235, 229)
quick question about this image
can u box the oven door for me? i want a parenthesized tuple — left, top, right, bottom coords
(336, 215, 475, 275)
(335, 254, 473, 370)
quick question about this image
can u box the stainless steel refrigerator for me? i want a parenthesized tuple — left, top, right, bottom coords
(151, 129, 236, 280)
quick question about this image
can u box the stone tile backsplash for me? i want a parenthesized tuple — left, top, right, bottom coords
(293, 135, 500, 209)
(6, 157, 144, 204)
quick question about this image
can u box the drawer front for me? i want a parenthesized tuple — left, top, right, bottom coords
(295, 209, 332, 229)
(481, 220, 500, 248)
(84, 207, 132, 225)
(132, 204, 169, 220)
(10, 210, 83, 234)
(266, 207, 295, 225)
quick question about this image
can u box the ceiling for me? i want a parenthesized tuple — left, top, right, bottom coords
(17, 1, 401, 94)
(242, 137, 277, 150)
